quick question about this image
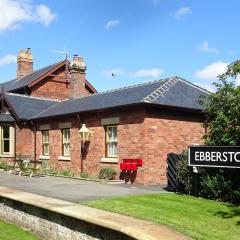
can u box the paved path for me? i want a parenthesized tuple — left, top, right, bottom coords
(0, 172, 166, 202)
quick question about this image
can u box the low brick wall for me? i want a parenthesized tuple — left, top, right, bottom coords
(0, 187, 189, 240)
(0, 197, 135, 240)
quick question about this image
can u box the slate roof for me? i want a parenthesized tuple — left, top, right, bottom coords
(1, 61, 64, 92)
(151, 78, 209, 109)
(0, 113, 15, 122)
(1, 76, 210, 121)
(32, 76, 210, 120)
(4, 93, 59, 120)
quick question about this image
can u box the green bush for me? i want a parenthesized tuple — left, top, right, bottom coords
(99, 167, 117, 180)
(46, 168, 58, 175)
(175, 151, 193, 195)
(0, 161, 8, 171)
(59, 170, 74, 177)
(80, 172, 89, 178)
(200, 169, 240, 204)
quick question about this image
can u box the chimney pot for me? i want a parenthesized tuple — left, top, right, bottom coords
(69, 55, 86, 72)
(69, 54, 87, 98)
(17, 48, 34, 80)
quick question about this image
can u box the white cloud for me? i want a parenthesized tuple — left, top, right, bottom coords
(0, 54, 16, 66)
(0, 0, 56, 32)
(133, 68, 164, 78)
(194, 61, 229, 81)
(194, 81, 215, 92)
(198, 41, 219, 54)
(235, 75, 240, 86)
(105, 20, 120, 30)
(102, 68, 124, 78)
(35, 5, 56, 26)
(174, 7, 191, 20)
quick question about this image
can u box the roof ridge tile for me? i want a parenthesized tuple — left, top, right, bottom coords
(69, 78, 167, 101)
(5, 92, 60, 102)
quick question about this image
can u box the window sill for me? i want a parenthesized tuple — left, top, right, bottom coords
(58, 156, 71, 161)
(0, 154, 14, 158)
(39, 155, 50, 160)
(100, 157, 118, 163)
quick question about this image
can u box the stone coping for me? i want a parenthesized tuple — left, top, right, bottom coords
(0, 187, 190, 240)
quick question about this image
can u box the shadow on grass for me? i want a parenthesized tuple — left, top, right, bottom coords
(213, 204, 240, 225)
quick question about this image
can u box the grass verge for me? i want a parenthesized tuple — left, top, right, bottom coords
(0, 219, 40, 240)
(85, 193, 240, 240)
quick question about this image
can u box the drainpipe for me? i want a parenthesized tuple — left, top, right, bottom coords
(14, 123, 16, 161)
(77, 114, 83, 174)
(31, 121, 37, 168)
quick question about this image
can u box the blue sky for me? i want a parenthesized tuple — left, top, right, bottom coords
(0, 0, 239, 92)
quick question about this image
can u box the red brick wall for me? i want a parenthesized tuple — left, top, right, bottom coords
(17, 61, 33, 80)
(16, 124, 34, 158)
(0, 125, 34, 163)
(31, 68, 92, 100)
(31, 78, 70, 100)
(34, 108, 145, 179)
(6, 106, 205, 186)
(142, 108, 205, 185)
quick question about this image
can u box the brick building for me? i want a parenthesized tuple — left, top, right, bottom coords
(0, 48, 209, 185)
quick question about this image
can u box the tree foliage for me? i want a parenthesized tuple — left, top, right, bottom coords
(201, 60, 240, 145)
(218, 60, 240, 80)
(199, 60, 240, 203)
(176, 151, 193, 195)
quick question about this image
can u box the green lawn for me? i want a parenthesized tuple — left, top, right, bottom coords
(0, 219, 40, 240)
(85, 193, 240, 240)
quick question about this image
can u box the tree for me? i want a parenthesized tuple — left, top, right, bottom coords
(199, 60, 240, 203)
(218, 60, 240, 80)
(201, 60, 240, 145)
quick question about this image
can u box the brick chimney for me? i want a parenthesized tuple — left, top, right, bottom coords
(69, 55, 87, 97)
(17, 48, 33, 80)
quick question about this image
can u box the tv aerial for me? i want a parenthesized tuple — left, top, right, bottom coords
(50, 49, 70, 82)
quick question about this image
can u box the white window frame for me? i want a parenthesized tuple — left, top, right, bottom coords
(106, 125, 118, 158)
(62, 128, 70, 157)
(42, 130, 49, 156)
(0, 125, 15, 157)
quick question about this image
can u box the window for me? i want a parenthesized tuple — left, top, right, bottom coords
(106, 126, 117, 157)
(0, 125, 14, 156)
(42, 130, 49, 156)
(62, 129, 70, 156)
(1, 126, 10, 154)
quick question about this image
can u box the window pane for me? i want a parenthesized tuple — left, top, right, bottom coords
(64, 143, 70, 156)
(113, 142, 117, 156)
(43, 144, 49, 155)
(2, 126, 9, 139)
(108, 142, 117, 156)
(113, 127, 117, 141)
(107, 128, 112, 142)
(67, 130, 70, 141)
(63, 129, 70, 143)
(108, 142, 114, 156)
(3, 140, 10, 153)
(43, 131, 49, 143)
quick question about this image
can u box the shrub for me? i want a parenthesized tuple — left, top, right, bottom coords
(59, 170, 74, 177)
(80, 172, 89, 178)
(99, 167, 117, 180)
(175, 151, 193, 195)
(200, 169, 240, 204)
(46, 168, 58, 175)
(0, 161, 8, 171)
